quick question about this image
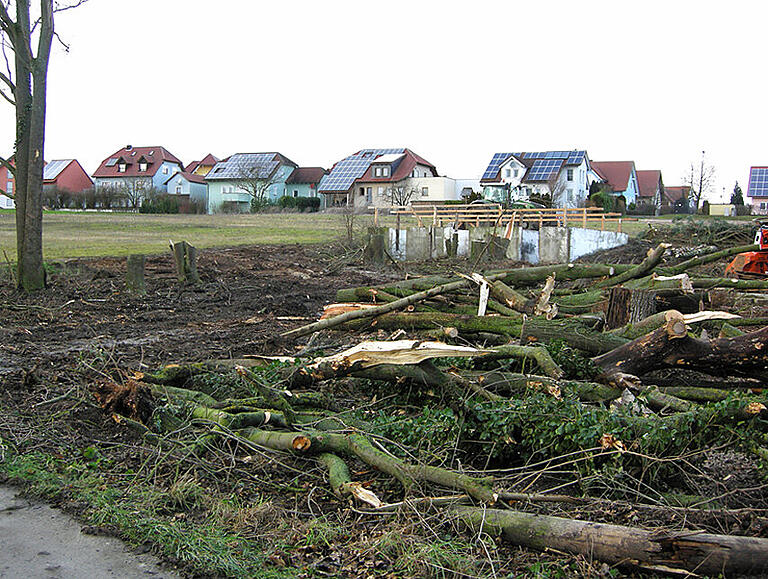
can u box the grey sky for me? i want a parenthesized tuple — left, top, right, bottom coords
(2, 0, 764, 202)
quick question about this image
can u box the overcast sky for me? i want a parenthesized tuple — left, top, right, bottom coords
(2, 0, 765, 202)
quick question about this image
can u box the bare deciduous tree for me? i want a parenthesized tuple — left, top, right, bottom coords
(1, 0, 87, 290)
(235, 161, 281, 210)
(684, 152, 716, 210)
(386, 182, 419, 207)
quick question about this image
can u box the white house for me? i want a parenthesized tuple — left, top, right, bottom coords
(480, 150, 591, 208)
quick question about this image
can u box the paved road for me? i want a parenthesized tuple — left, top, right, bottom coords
(0, 486, 179, 578)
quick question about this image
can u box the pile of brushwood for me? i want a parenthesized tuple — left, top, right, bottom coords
(98, 242, 768, 577)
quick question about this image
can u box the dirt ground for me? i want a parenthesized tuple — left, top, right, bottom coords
(1, 239, 767, 577)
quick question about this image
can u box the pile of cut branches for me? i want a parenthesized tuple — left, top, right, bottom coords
(97, 243, 768, 577)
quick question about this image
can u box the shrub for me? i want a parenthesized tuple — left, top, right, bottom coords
(736, 204, 752, 216)
(277, 195, 298, 209)
(296, 196, 321, 212)
(140, 195, 179, 214)
(588, 191, 615, 213)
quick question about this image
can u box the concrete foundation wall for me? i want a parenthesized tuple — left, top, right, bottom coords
(569, 228, 629, 261)
(385, 225, 629, 263)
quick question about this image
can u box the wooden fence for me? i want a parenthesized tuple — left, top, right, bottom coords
(384, 204, 633, 233)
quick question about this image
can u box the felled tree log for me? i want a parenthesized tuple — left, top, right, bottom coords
(593, 310, 688, 387)
(596, 312, 768, 382)
(453, 506, 768, 576)
(489, 280, 532, 313)
(608, 310, 739, 340)
(594, 243, 669, 289)
(240, 428, 497, 503)
(282, 273, 518, 339)
(464, 370, 620, 402)
(318, 452, 382, 507)
(693, 277, 768, 290)
(663, 243, 759, 276)
(340, 312, 628, 354)
(482, 344, 564, 378)
(657, 386, 730, 403)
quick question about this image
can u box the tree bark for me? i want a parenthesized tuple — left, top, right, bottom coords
(663, 243, 759, 276)
(453, 506, 768, 576)
(594, 243, 669, 289)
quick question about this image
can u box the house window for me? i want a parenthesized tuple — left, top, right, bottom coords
(513, 169, 519, 178)
(293, 190, 299, 197)
(117, 163, 126, 173)
(175, 183, 182, 194)
(377, 186, 384, 197)
(505, 168, 511, 178)
(6, 180, 12, 194)
(359, 187, 365, 197)
(421, 187, 429, 197)
(382, 166, 390, 177)
(139, 162, 147, 172)
(366, 188, 372, 203)
(374, 167, 382, 177)
(567, 169, 574, 181)
(162, 167, 169, 175)
(761, 202, 767, 210)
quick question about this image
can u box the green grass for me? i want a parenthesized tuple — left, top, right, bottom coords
(0, 451, 298, 578)
(0, 211, 404, 260)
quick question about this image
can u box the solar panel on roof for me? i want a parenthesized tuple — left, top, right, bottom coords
(318, 148, 406, 192)
(481, 153, 512, 181)
(749, 168, 768, 197)
(526, 159, 563, 181)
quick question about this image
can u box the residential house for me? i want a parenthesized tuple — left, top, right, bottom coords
(43, 159, 93, 194)
(0, 162, 13, 209)
(747, 167, 768, 215)
(164, 171, 208, 212)
(185, 154, 219, 177)
(636, 169, 664, 211)
(92, 145, 184, 208)
(662, 186, 692, 213)
(480, 150, 590, 208)
(318, 148, 450, 210)
(205, 152, 298, 213)
(285, 167, 328, 203)
(590, 161, 639, 206)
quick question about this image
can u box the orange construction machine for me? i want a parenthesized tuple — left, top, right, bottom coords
(725, 218, 768, 278)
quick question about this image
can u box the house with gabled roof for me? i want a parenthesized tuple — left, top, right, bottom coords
(480, 150, 590, 208)
(748, 167, 768, 215)
(285, 167, 328, 204)
(92, 145, 184, 207)
(662, 186, 692, 213)
(185, 154, 219, 177)
(43, 159, 93, 195)
(204, 152, 298, 213)
(636, 169, 664, 211)
(590, 161, 639, 206)
(318, 148, 445, 209)
(165, 171, 208, 213)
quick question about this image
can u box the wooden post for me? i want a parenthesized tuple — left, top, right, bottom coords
(432, 206, 437, 226)
(538, 212, 543, 229)
(170, 240, 200, 284)
(618, 218, 622, 233)
(601, 215, 605, 231)
(126, 254, 145, 294)
(582, 207, 587, 228)
(396, 212, 401, 252)
(562, 207, 568, 228)
(374, 207, 379, 227)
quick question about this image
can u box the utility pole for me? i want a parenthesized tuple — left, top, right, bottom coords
(698, 150, 705, 208)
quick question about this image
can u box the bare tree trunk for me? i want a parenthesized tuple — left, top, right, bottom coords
(9, 0, 53, 291)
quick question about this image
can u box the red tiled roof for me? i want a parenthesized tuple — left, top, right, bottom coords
(591, 161, 635, 193)
(185, 161, 199, 172)
(664, 186, 690, 204)
(199, 153, 218, 166)
(357, 149, 437, 183)
(636, 170, 662, 199)
(165, 171, 206, 185)
(92, 146, 183, 178)
(286, 167, 327, 184)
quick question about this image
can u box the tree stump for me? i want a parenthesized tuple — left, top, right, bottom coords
(170, 240, 200, 284)
(364, 227, 386, 265)
(125, 254, 146, 294)
(605, 287, 657, 329)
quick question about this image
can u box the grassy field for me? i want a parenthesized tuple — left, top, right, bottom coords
(0, 209, 654, 262)
(0, 211, 395, 260)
